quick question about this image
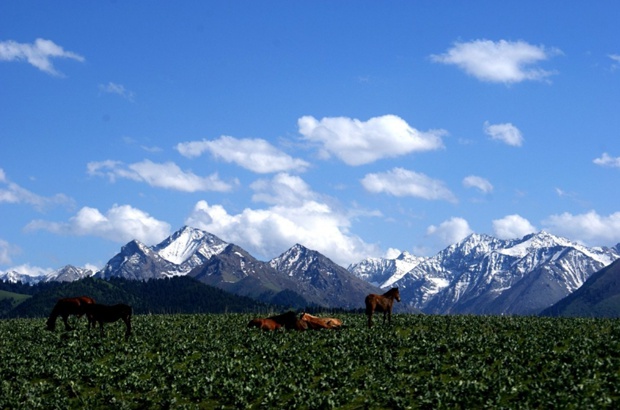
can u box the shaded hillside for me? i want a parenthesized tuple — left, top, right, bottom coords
(540, 259, 620, 318)
(189, 244, 312, 308)
(3, 276, 270, 319)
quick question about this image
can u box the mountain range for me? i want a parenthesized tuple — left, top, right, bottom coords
(349, 231, 620, 315)
(2, 226, 620, 315)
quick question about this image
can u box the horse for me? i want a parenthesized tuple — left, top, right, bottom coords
(299, 313, 343, 330)
(248, 311, 307, 331)
(365, 288, 400, 328)
(45, 296, 96, 331)
(82, 303, 132, 340)
(247, 318, 282, 331)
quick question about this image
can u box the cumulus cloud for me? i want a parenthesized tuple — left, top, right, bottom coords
(26, 204, 171, 245)
(593, 153, 620, 168)
(463, 175, 493, 193)
(426, 217, 473, 248)
(0, 168, 74, 211)
(99, 82, 135, 101)
(0, 38, 84, 76)
(0, 239, 19, 265)
(542, 210, 620, 245)
(1, 263, 51, 278)
(298, 115, 446, 166)
(250, 173, 315, 205)
(431, 39, 560, 83)
(176, 136, 309, 173)
(361, 167, 457, 203)
(185, 174, 380, 266)
(493, 214, 537, 239)
(484, 121, 524, 147)
(87, 159, 235, 192)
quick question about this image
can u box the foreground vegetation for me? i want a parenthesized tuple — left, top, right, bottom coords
(1, 314, 619, 409)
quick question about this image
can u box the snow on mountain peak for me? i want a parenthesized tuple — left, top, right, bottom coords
(155, 226, 227, 265)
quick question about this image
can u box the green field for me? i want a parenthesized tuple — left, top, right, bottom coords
(1, 313, 619, 409)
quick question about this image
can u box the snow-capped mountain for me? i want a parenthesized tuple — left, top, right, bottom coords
(348, 251, 427, 288)
(380, 231, 620, 315)
(0, 265, 93, 284)
(44, 265, 93, 283)
(96, 226, 229, 281)
(0, 270, 44, 285)
(269, 244, 383, 309)
(153, 226, 228, 273)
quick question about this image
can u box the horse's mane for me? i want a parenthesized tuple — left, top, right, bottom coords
(383, 287, 399, 297)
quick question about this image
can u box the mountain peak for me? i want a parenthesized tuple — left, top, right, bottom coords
(154, 226, 227, 266)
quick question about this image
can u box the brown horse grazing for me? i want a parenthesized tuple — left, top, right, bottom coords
(46, 296, 96, 331)
(248, 311, 307, 331)
(300, 313, 343, 330)
(82, 303, 132, 340)
(365, 288, 401, 328)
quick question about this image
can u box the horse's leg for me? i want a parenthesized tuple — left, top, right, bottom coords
(367, 310, 373, 328)
(99, 321, 105, 337)
(62, 314, 72, 331)
(123, 316, 132, 340)
(388, 308, 392, 324)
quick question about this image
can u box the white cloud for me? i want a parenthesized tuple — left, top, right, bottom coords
(298, 115, 446, 166)
(0, 239, 19, 265)
(250, 173, 315, 205)
(2, 263, 52, 278)
(87, 159, 236, 192)
(493, 214, 537, 239)
(610, 54, 620, 71)
(542, 210, 620, 245)
(0, 168, 74, 211)
(99, 82, 135, 101)
(25, 204, 171, 245)
(426, 217, 473, 247)
(593, 153, 620, 168)
(185, 174, 380, 266)
(484, 121, 524, 147)
(431, 39, 560, 83)
(176, 136, 309, 173)
(0, 38, 84, 76)
(361, 167, 457, 203)
(463, 175, 493, 193)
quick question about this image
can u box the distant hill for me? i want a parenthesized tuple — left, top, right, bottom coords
(2, 276, 272, 319)
(540, 259, 620, 318)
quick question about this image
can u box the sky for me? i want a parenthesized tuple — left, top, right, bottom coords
(1, 1, 620, 276)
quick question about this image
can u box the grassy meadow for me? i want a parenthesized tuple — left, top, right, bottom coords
(1, 313, 619, 409)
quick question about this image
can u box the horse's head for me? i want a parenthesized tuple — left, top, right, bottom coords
(392, 287, 401, 302)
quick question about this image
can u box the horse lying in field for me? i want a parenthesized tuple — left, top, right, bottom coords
(299, 313, 343, 330)
(46, 296, 96, 331)
(365, 287, 400, 328)
(82, 303, 132, 340)
(247, 311, 307, 331)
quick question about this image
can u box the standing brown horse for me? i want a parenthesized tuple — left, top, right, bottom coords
(365, 288, 400, 328)
(46, 296, 96, 331)
(82, 303, 132, 340)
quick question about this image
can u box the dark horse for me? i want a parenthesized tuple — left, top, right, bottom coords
(46, 296, 96, 331)
(82, 303, 132, 340)
(248, 311, 307, 331)
(365, 288, 400, 328)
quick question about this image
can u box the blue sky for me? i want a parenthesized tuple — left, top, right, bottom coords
(1, 1, 620, 275)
